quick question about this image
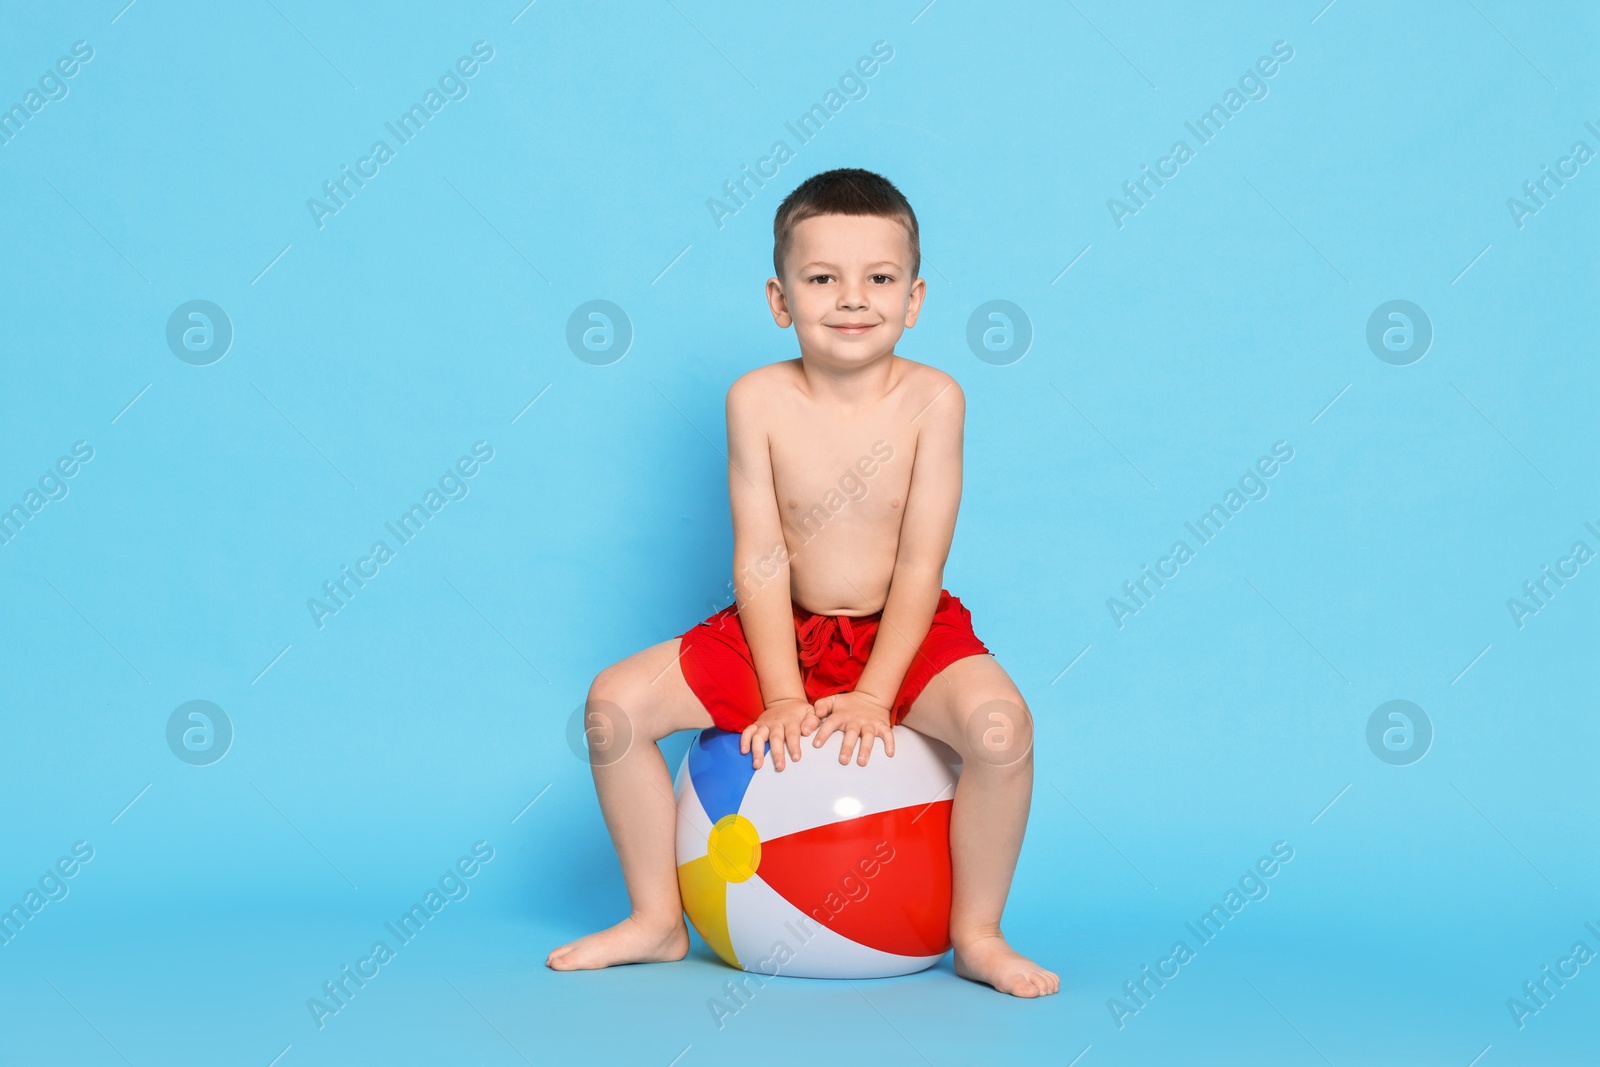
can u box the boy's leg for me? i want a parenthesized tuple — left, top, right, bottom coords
(546, 637, 715, 971)
(899, 654, 1060, 997)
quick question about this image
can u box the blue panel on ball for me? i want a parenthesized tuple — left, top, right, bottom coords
(687, 728, 756, 824)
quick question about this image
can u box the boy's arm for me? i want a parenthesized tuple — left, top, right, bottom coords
(816, 378, 965, 763)
(726, 374, 817, 769)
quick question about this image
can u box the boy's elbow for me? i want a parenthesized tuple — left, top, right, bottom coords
(893, 556, 946, 584)
(734, 540, 790, 580)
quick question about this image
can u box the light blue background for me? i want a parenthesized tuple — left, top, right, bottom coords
(1, 1, 1595, 1064)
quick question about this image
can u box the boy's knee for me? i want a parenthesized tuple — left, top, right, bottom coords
(583, 666, 643, 763)
(958, 692, 1033, 770)
(587, 663, 629, 707)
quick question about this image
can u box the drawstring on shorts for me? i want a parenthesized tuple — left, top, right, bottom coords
(796, 611, 859, 665)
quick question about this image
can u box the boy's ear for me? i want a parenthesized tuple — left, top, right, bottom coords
(902, 275, 927, 328)
(766, 277, 793, 328)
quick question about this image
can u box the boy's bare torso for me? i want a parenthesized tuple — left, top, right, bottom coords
(747, 354, 950, 617)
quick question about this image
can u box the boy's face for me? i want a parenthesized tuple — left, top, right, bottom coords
(766, 213, 925, 367)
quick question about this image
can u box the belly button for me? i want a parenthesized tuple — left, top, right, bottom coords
(787, 499, 798, 509)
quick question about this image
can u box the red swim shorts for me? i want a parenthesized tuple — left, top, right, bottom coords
(677, 589, 992, 734)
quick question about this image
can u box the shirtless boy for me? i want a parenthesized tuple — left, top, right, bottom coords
(546, 168, 1058, 997)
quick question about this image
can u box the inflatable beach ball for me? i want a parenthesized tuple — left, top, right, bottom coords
(674, 725, 961, 979)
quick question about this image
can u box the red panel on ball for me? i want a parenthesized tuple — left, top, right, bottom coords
(756, 800, 953, 959)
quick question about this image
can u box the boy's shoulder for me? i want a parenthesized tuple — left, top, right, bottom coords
(726, 359, 794, 402)
(894, 358, 964, 409)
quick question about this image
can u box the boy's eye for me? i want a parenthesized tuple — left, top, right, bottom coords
(806, 273, 893, 284)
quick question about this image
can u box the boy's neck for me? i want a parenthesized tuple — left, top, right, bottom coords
(795, 349, 900, 403)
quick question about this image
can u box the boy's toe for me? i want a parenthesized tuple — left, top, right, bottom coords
(1017, 970, 1049, 996)
(996, 971, 1037, 997)
(547, 945, 591, 971)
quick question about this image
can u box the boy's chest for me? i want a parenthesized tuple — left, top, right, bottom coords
(766, 417, 917, 520)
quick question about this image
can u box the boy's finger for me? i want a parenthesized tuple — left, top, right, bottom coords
(883, 724, 895, 758)
(769, 725, 786, 771)
(838, 727, 860, 765)
(857, 732, 876, 766)
(750, 726, 768, 768)
(740, 725, 754, 754)
(812, 717, 836, 746)
(786, 725, 803, 763)
(799, 711, 819, 736)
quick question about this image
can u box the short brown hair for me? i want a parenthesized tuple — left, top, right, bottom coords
(772, 168, 920, 280)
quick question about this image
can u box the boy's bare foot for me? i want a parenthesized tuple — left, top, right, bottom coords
(952, 933, 1060, 997)
(546, 914, 690, 971)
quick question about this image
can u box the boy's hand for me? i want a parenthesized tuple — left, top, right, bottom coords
(811, 692, 897, 766)
(740, 697, 821, 771)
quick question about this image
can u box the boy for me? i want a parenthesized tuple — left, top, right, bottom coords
(546, 169, 1057, 997)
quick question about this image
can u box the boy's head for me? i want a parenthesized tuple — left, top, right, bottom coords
(766, 168, 926, 366)
(772, 168, 920, 280)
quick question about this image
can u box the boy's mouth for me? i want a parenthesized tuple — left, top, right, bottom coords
(827, 323, 877, 335)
